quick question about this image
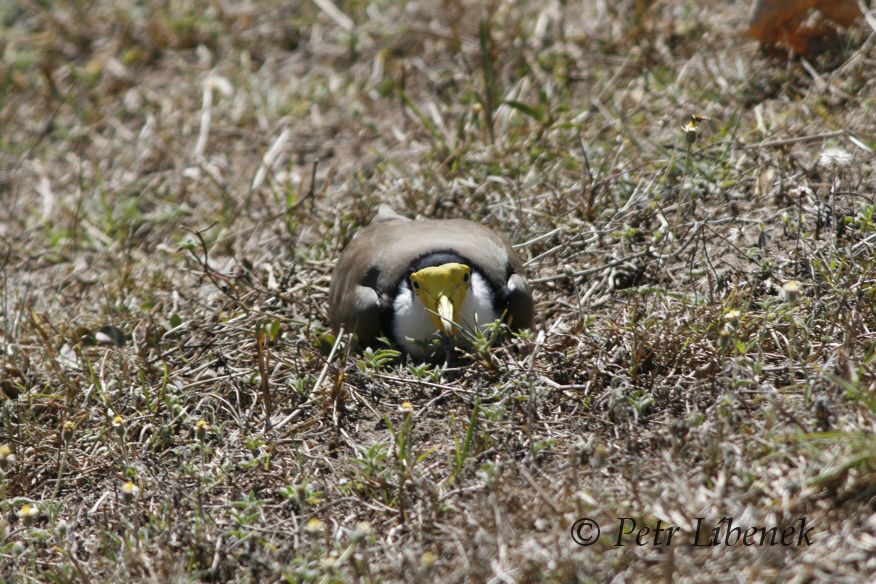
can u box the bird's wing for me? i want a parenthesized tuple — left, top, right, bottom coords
(505, 273, 534, 330)
(329, 235, 385, 343)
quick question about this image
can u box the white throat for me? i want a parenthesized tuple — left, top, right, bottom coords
(392, 271, 498, 357)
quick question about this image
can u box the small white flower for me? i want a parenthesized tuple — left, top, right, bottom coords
(818, 147, 852, 168)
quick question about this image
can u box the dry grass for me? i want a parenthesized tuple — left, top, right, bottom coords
(1, 0, 875, 581)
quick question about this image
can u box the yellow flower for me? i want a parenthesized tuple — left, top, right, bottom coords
(352, 521, 372, 541)
(17, 503, 39, 525)
(112, 415, 126, 437)
(304, 517, 325, 533)
(682, 120, 698, 145)
(0, 444, 14, 469)
(121, 480, 140, 502)
(723, 310, 741, 324)
(719, 325, 734, 349)
(194, 419, 209, 440)
(398, 402, 414, 413)
(782, 280, 801, 301)
(61, 421, 76, 442)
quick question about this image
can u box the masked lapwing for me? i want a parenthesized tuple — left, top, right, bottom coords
(329, 206, 534, 357)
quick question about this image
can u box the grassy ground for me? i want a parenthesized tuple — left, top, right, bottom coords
(1, 0, 875, 581)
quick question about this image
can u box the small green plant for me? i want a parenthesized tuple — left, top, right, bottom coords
(406, 361, 441, 382)
(350, 442, 394, 503)
(464, 318, 509, 362)
(277, 482, 323, 507)
(624, 389, 654, 419)
(230, 492, 269, 538)
(450, 400, 481, 483)
(357, 347, 401, 373)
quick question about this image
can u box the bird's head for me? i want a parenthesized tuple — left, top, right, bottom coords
(408, 262, 471, 335)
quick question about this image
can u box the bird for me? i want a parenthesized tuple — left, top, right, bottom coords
(328, 205, 534, 357)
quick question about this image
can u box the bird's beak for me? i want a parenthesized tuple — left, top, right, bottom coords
(437, 294, 454, 335)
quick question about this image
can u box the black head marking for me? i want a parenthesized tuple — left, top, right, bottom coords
(409, 251, 469, 272)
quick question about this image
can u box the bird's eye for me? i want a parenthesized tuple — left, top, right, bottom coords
(463, 273, 470, 283)
(412, 280, 420, 289)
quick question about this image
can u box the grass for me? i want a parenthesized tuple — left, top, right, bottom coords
(1, 0, 875, 581)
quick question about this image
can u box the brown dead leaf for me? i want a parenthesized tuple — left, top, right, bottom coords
(748, 0, 862, 55)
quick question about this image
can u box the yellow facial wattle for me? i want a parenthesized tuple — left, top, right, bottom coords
(409, 262, 471, 335)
